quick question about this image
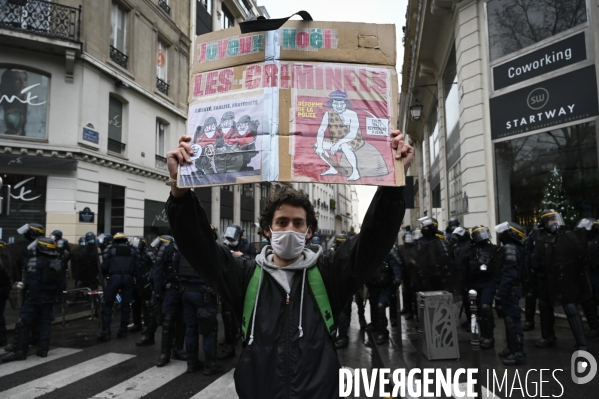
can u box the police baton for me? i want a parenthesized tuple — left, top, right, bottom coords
(469, 289, 482, 398)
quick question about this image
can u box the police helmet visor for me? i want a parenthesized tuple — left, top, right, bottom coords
(150, 237, 160, 248)
(131, 237, 142, 249)
(542, 212, 565, 229)
(494, 222, 510, 234)
(472, 226, 491, 242)
(224, 226, 241, 242)
(418, 216, 437, 228)
(17, 224, 30, 235)
(452, 227, 467, 238)
(576, 218, 595, 231)
(97, 234, 105, 245)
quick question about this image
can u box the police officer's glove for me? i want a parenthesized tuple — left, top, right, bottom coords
(393, 277, 402, 286)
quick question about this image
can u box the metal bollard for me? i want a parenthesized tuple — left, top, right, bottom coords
(469, 289, 482, 399)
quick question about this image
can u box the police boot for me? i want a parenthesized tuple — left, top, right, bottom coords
(499, 315, 516, 358)
(1, 321, 27, 363)
(502, 317, 526, 366)
(479, 304, 495, 349)
(564, 303, 588, 351)
(36, 346, 49, 358)
(218, 311, 237, 360)
(128, 324, 142, 333)
(116, 325, 128, 339)
(389, 292, 398, 327)
(136, 333, 155, 346)
(523, 294, 536, 331)
(186, 358, 203, 373)
(581, 299, 599, 338)
(375, 308, 389, 345)
(172, 347, 187, 361)
(137, 301, 156, 346)
(97, 328, 111, 342)
(156, 315, 172, 367)
(535, 300, 556, 348)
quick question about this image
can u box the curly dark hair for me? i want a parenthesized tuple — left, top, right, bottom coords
(259, 186, 318, 235)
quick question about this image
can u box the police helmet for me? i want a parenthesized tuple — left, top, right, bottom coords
(51, 230, 63, 241)
(471, 225, 492, 243)
(446, 218, 460, 234)
(98, 233, 112, 246)
(78, 237, 87, 246)
(223, 224, 242, 247)
(402, 231, 414, 244)
(113, 232, 128, 243)
(539, 209, 565, 233)
(210, 225, 218, 241)
(334, 234, 348, 244)
(37, 237, 57, 255)
(0, 240, 6, 248)
(418, 216, 439, 238)
(451, 227, 470, 242)
(131, 236, 146, 251)
(575, 218, 599, 233)
(311, 236, 322, 245)
(495, 221, 525, 244)
(17, 223, 45, 241)
(151, 235, 174, 248)
(85, 232, 96, 245)
(221, 111, 235, 121)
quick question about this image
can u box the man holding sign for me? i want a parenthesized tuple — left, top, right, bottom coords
(165, 130, 412, 398)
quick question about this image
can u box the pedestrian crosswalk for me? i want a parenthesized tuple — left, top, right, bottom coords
(0, 348, 238, 399)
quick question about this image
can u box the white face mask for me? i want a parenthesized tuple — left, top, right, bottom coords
(269, 227, 310, 260)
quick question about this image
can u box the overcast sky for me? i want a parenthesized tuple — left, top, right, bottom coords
(259, 0, 408, 225)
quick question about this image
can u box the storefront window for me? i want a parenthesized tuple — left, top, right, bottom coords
(487, 0, 587, 62)
(0, 174, 47, 243)
(0, 66, 49, 138)
(144, 199, 169, 243)
(495, 122, 599, 230)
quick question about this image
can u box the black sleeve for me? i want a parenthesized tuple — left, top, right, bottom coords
(166, 190, 252, 319)
(318, 186, 405, 317)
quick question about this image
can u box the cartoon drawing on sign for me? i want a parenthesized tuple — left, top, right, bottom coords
(183, 96, 263, 187)
(314, 90, 388, 181)
(224, 114, 260, 171)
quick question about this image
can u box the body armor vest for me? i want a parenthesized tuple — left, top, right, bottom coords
(588, 236, 599, 272)
(108, 243, 135, 275)
(141, 250, 156, 275)
(369, 261, 392, 287)
(27, 256, 62, 284)
(497, 243, 524, 282)
(468, 245, 496, 276)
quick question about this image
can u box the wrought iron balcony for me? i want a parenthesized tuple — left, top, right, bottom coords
(156, 77, 169, 96)
(155, 154, 166, 169)
(158, 0, 170, 15)
(110, 45, 128, 69)
(0, 0, 81, 42)
(108, 138, 126, 155)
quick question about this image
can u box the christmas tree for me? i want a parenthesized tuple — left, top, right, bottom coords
(538, 167, 578, 226)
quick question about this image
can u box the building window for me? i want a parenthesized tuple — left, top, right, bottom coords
(108, 96, 125, 154)
(155, 119, 167, 169)
(487, 0, 587, 62)
(260, 183, 269, 199)
(222, 5, 234, 29)
(0, 66, 49, 138)
(199, 0, 211, 14)
(495, 121, 599, 230)
(158, 0, 170, 15)
(110, 1, 128, 68)
(156, 39, 169, 95)
(241, 184, 254, 197)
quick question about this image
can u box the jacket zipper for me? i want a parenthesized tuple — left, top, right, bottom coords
(286, 290, 291, 398)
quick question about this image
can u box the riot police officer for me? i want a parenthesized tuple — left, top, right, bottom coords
(51, 230, 70, 297)
(495, 221, 527, 366)
(398, 230, 416, 320)
(2, 237, 63, 362)
(574, 218, 599, 338)
(367, 249, 402, 345)
(0, 240, 11, 346)
(98, 233, 140, 342)
(419, 217, 445, 242)
(219, 225, 242, 359)
(463, 225, 497, 349)
(130, 237, 157, 342)
(445, 218, 460, 240)
(450, 227, 473, 331)
(533, 210, 589, 350)
(523, 224, 545, 331)
(153, 235, 186, 367)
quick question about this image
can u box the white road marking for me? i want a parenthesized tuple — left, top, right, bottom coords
(0, 348, 82, 378)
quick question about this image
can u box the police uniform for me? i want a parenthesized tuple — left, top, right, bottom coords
(129, 238, 156, 334)
(462, 226, 498, 349)
(2, 238, 63, 362)
(575, 218, 599, 338)
(51, 230, 70, 296)
(0, 241, 11, 346)
(522, 226, 548, 331)
(98, 234, 140, 341)
(449, 227, 472, 330)
(495, 222, 527, 366)
(153, 236, 187, 367)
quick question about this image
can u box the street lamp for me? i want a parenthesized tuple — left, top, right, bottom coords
(410, 98, 423, 121)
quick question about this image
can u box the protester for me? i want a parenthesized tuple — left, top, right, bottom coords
(164, 130, 413, 398)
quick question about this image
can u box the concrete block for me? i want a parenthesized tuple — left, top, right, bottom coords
(456, 31, 479, 57)
(460, 119, 485, 141)
(458, 2, 479, 27)
(459, 103, 484, 125)
(459, 89, 483, 112)
(458, 60, 483, 82)
(457, 46, 481, 70)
